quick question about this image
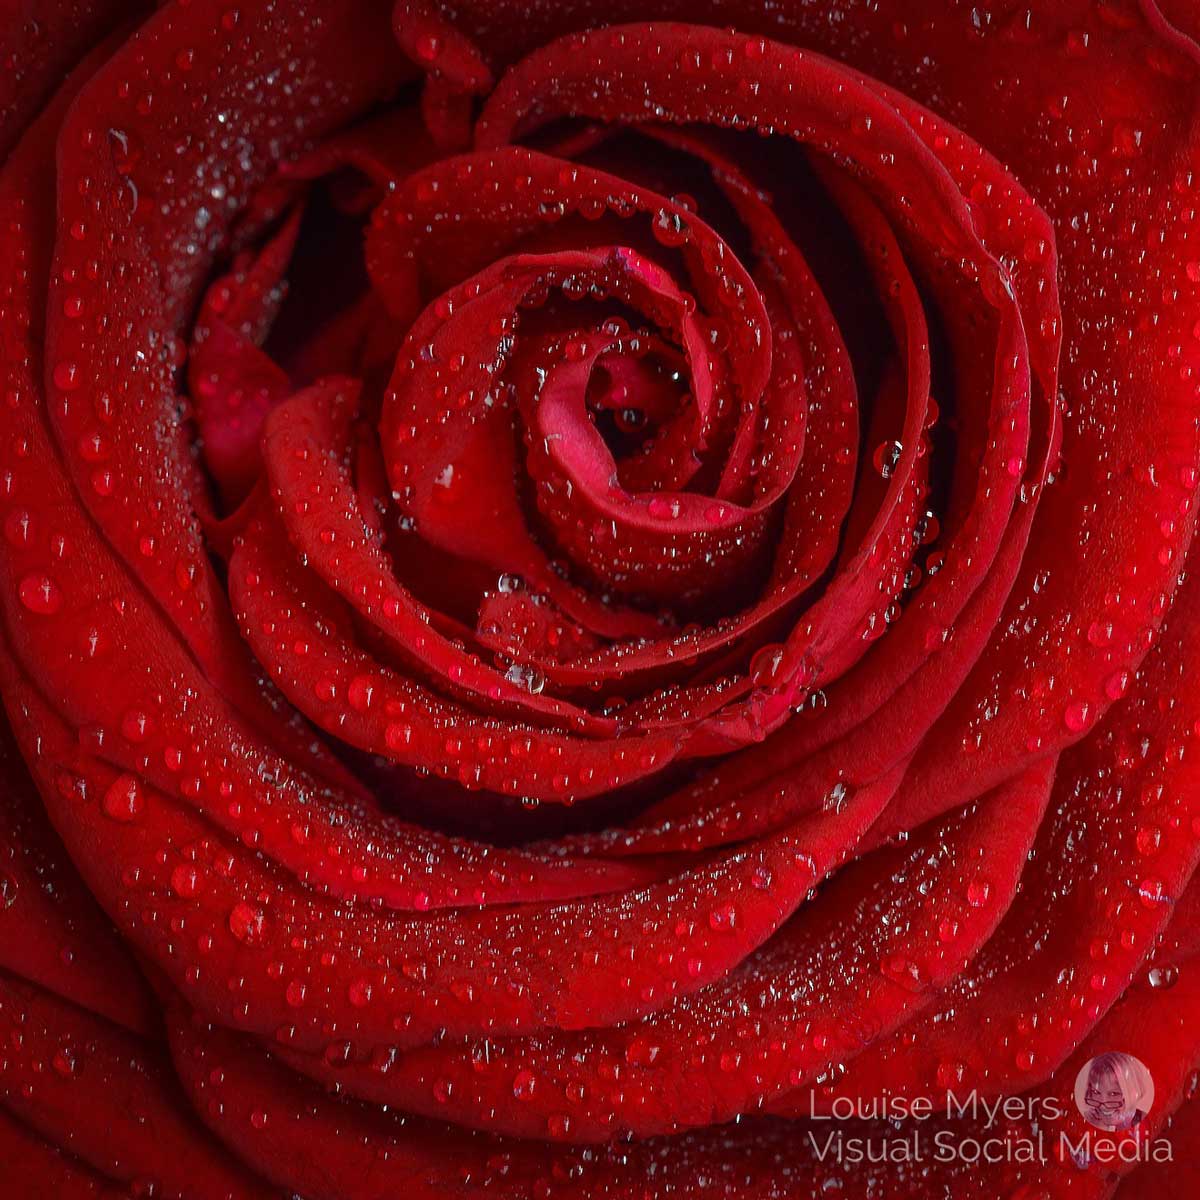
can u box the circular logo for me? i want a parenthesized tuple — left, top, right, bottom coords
(1074, 1052, 1154, 1131)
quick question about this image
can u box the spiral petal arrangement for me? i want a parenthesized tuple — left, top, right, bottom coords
(1, 1, 1199, 1197)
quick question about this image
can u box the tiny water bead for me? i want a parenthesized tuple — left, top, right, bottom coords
(52, 360, 82, 391)
(873, 440, 903, 478)
(170, 863, 205, 898)
(17, 572, 63, 615)
(1062, 700, 1091, 733)
(708, 902, 739, 932)
(615, 406, 648, 433)
(101, 774, 144, 823)
(52, 1045, 80, 1078)
(651, 206, 690, 247)
(348, 978, 374, 1007)
(228, 902, 265, 944)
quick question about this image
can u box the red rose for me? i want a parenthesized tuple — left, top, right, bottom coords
(2, 0, 1199, 1195)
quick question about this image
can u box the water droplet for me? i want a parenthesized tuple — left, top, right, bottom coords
(52, 361, 81, 391)
(347, 675, 375, 713)
(873, 440, 903, 479)
(1148, 965, 1179, 990)
(504, 662, 546, 695)
(52, 1046, 79, 1077)
(228, 901, 265, 943)
(1063, 701, 1090, 733)
(170, 864, 203, 898)
(625, 1036, 662, 1066)
(18, 573, 62, 615)
(749, 644, 787, 687)
(652, 207, 689, 247)
(101, 774, 144, 822)
(1135, 826, 1162, 856)
(708, 902, 738, 932)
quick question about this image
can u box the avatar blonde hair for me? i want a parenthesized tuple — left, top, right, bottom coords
(1086, 1052, 1153, 1116)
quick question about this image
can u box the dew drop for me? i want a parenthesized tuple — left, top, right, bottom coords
(651, 207, 689, 247)
(18, 573, 62, 615)
(873, 440, 903, 479)
(1063, 701, 1090, 733)
(170, 864, 204, 898)
(749, 644, 787, 687)
(52, 1046, 79, 1078)
(101, 774, 144, 822)
(505, 662, 546, 695)
(1148, 965, 1179, 990)
(708, 902, 738, 932)
(52, 361, 81, 391)
(228, 901, 265, 944)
